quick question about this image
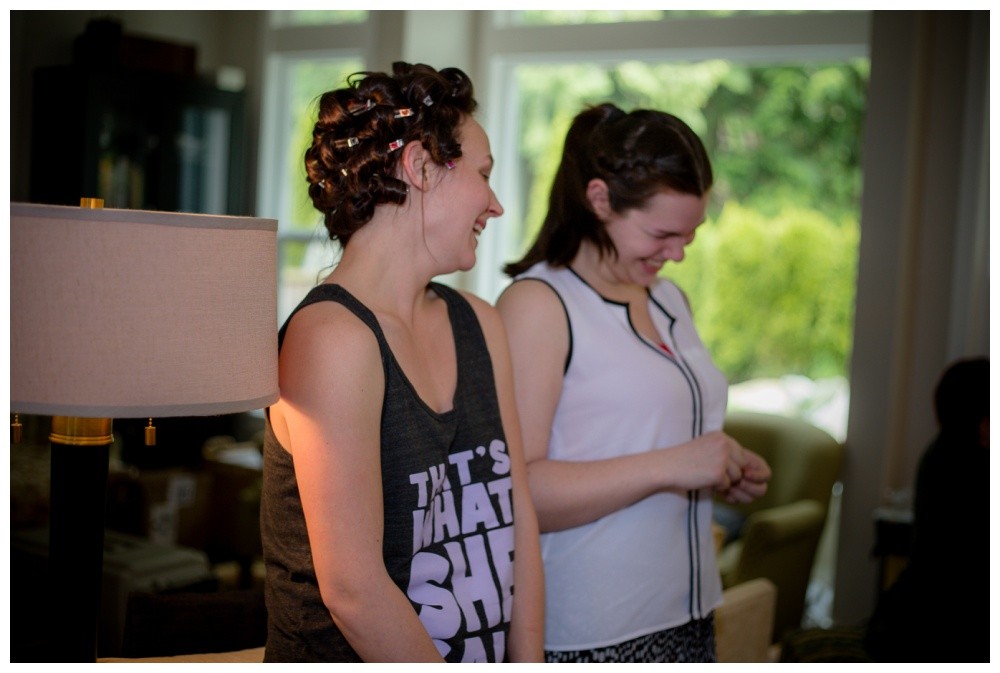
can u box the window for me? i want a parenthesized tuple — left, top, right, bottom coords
(257, 10, 393, 324)
(256, 11, 872, 440)
(478, 10, 870, 444)
(496, 58, 867, 443)
(499, 9, 805, 26)
(260, 55, 362, 324)
(269, 10, 368, 28)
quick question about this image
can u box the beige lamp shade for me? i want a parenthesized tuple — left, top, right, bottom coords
(10, 202, 280, 417)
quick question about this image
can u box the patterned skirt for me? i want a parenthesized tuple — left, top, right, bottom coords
(545, 615, 716, 663)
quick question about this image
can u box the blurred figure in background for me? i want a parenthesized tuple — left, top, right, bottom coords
(865, 356, 989, 662)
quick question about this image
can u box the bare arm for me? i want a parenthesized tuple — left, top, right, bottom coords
(272, 302, 444, 662)
(496, 279, 769, 533)
(464, 292, 545, 662)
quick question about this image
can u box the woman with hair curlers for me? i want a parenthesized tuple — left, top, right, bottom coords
(260, 62, 544, 663)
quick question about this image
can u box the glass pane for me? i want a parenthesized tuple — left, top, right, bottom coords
(177, 107, 230, 215)
(279, 238, 338, 325)
(508, 10, 805, 25)
(509, 59, 868, 442)
(271, 10, 368, 28)
(281, 58, 363, 235)
(515, 10, 664, 25)
(273, 56, 363, 323)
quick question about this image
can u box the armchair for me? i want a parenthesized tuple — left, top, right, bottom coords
(716, 411, 844, 643)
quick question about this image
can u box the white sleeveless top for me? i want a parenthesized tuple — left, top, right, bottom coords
(515, 263, 727, 651)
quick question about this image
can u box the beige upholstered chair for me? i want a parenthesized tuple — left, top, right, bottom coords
(716, 411, 844, 643)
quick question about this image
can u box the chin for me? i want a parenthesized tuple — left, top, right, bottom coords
(638, 264, 663, 284)
(455, 254, 477, 273)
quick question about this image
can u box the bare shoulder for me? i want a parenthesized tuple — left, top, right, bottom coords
(278, 299, 382, 400)
(495, 278, 567, 335)
(283, 300, 378, 359)
(271, 297, 384, 452)
(497, 278, 563, 318)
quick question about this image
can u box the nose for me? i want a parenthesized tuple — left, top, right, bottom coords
(488, 188, 504, 218)
(664, 230, 695, 262)
(662, 239, 686, 263)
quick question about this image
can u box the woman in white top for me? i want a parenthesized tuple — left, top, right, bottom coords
(496, 103, 771, 662)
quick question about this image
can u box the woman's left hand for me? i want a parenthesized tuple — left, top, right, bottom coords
(719, 449, 771, 504)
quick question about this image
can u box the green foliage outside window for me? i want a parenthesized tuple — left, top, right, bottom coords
(516, 10, 664, 25)
(282, 59, 363, 267)
(668, 204, 858, 383)
(513, 59, 868, 384)
(273, 10, 368, 27)
(513, 10, 797, 26)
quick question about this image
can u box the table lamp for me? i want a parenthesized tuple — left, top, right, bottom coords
(10, 200, 279, 661)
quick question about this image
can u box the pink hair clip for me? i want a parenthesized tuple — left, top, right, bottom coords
(394, 108, 414, 118)
(348, 99, 375, 115)
(388, 139, 405, 152)
(445, 160, 456, 170)
(334, 137, 360, 149)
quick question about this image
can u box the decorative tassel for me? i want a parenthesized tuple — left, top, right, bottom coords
(144, 418, 156, 446)
(11, 414, 23, 444)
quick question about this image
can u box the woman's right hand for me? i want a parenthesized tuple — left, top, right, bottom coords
(660, 431, 771, 500)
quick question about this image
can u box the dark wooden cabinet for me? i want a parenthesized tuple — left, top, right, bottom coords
(30, 65, 246, 216)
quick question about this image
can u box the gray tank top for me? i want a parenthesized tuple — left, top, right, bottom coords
(261, 283, 516, 662)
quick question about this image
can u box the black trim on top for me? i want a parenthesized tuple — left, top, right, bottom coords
(648, 285, 709, 621)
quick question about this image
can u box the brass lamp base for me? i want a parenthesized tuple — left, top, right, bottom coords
(50, 416, 113, 446)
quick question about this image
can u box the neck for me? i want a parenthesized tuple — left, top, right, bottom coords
(327, 208, 437, 320)
(571, 241, 644, 301)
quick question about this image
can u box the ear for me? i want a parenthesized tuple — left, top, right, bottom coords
(586, 178, 612, 219)
(400, 140, 431, 192)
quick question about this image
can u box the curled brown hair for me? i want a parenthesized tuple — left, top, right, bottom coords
(305, 62, 477, 246)
(504, 103, 713, 277)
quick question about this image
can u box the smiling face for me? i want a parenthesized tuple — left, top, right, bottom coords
(424, 116, 504, 273)
(602, 188, 708, 287)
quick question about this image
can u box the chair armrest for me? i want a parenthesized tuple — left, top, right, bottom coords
(730, 500, 825, 583)
(741, 500, 826, 549)
(722, 500, 828, 641)
(717, 500, 826, 583)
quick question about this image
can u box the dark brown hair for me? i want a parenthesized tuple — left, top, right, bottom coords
(304, 62, 477, 247)
(504, 103, 713, 277)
